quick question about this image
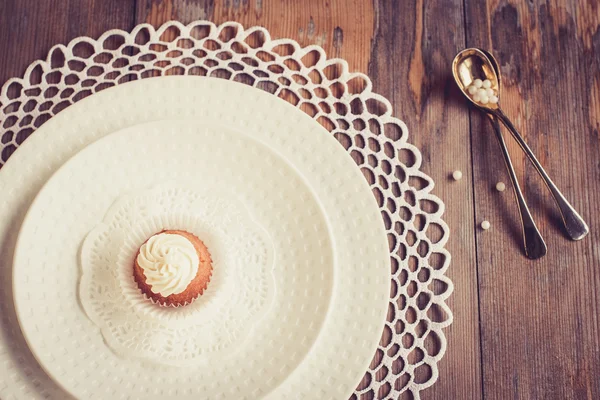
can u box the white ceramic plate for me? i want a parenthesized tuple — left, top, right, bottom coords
(11, 78, 390, 399)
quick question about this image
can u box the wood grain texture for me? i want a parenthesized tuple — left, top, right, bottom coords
(1, 0, 600, 398)
(0, 0, 136, 85)
(465, 0, 600, 399)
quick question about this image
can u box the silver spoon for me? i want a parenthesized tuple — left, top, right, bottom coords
(452, 48, 589, 243)
(451, 49, 546, 258)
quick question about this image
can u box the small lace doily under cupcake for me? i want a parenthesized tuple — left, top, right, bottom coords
(0, 20, 453, 399)
(81, 183, 275, 366)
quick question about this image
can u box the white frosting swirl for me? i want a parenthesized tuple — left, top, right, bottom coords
(137, 233, 199, 297)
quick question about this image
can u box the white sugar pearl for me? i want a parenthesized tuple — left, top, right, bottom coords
(477, 88, 487, 97)
(452, 170, 463, 181)
(496, 182, 506, 192)
(481, 220, 491, 230)
(468, 85, 478, 95)
(483, 79, 492, 89)
(485, 88, 494, 96)
(473, 79, 483, 88)
(490, 96, 499, 104)
(480, 96, 489, 104)
(473, 93, 481, 102)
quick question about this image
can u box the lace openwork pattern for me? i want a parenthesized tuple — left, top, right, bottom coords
(80, 184, 274, 366)
(0, 20, 453, 399)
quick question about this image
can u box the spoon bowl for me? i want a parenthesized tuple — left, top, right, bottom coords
(452, 48, 500, 110)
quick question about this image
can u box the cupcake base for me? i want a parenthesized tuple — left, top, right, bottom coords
(133, 229, 213, 307)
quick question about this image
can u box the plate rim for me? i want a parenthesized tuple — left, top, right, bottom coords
(10, 76, 390, 399)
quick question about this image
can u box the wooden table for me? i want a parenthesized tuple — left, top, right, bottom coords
(1, 1, 599, 399)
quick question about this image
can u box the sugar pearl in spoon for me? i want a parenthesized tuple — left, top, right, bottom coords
(490, 95, 499, 104)
(473, 79, 483, 88)
(483, 79, 492, 89)
(480, 96, 489, 104)
(477, 88, 487, 97)
(485, 88, 494, 96)
(468, 85, 478, 95)
(473, 93, 481, 102)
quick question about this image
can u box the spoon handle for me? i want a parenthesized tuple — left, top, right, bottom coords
(493, 108, 589, 241)
(489, 116, 547, 259)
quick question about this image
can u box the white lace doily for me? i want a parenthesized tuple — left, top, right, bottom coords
(0, 20, 453, 399)
(81, 182, 275, 366)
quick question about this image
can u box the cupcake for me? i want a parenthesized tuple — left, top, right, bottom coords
(133, 230, 213, 307)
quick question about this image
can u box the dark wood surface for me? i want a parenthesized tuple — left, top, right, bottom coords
(1, 1, 599, 399)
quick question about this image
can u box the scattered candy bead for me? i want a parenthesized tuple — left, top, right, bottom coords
(483, 79, 492, 89)
(481, 220, 491, 230)
(496, 182, 506, 192)
(473, 79, 483, 88)
(452, 170, 463, 181)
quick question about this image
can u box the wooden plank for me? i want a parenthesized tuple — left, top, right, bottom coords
(0, 0, 136, 85)
(134, 1, 481, 398)
(366, 1, 481, 399)
(464, 0, 600, 399)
